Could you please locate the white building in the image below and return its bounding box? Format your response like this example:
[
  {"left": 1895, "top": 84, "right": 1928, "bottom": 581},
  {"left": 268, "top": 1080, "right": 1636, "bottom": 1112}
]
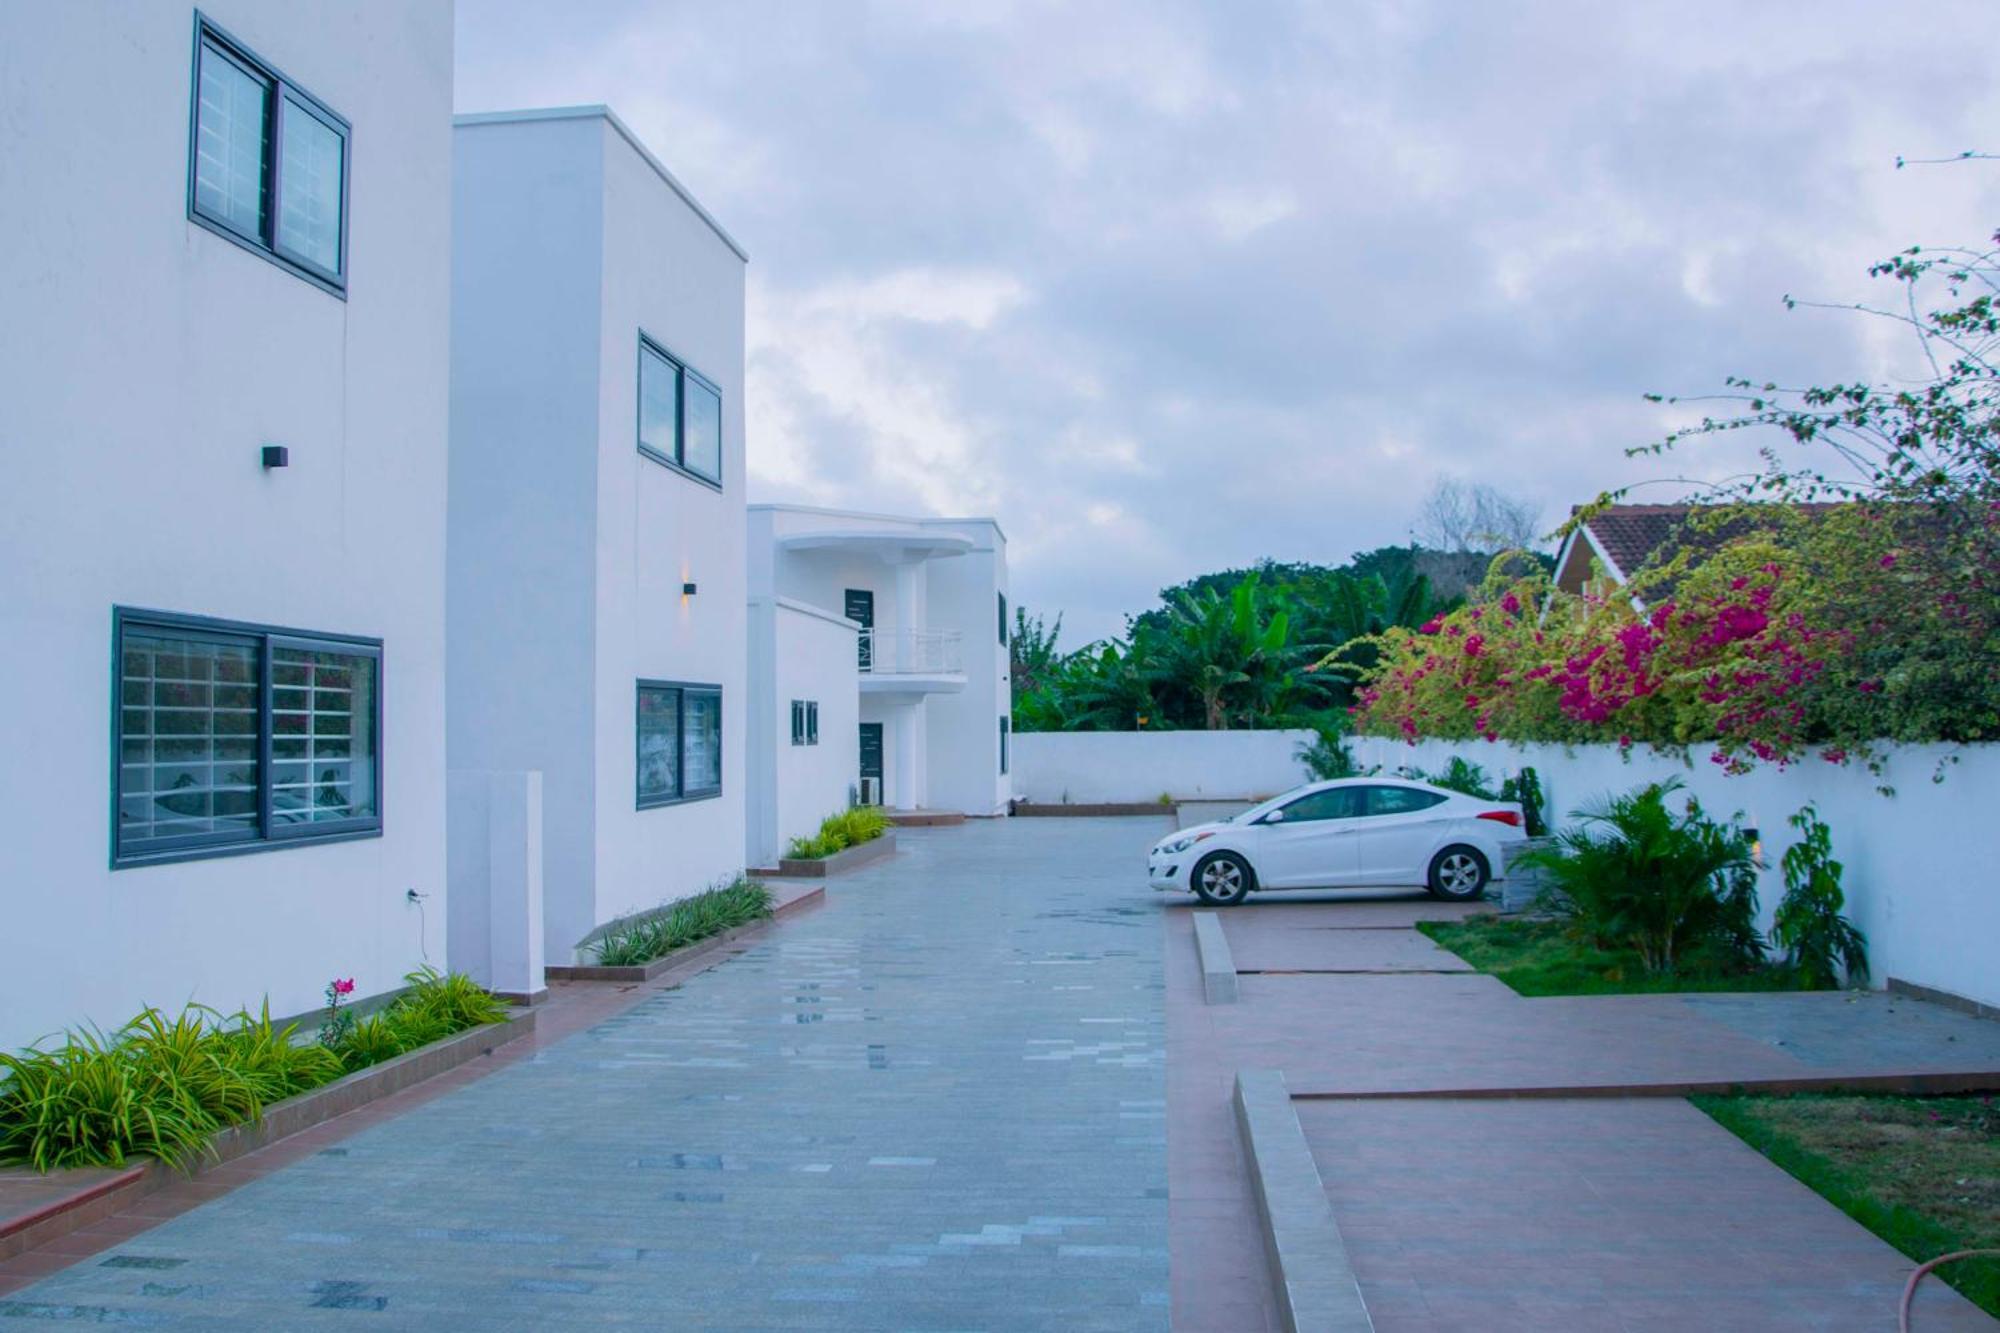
[
  {"left": 746, "top": 506, "right": 1012, "bottom": 867},
  {"left": 447, "top": 107, "right": 749, "bottom": 973},
  {"left": 0, "top": 3, "right": 455, "bottom": 1048}
]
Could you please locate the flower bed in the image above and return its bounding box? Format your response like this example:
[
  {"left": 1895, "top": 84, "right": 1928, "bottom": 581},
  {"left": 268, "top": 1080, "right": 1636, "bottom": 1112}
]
[
  {"left": 582, "top": 878, "right": 773, "bottom": 969},
  {"left": 0, "top": 968, "right": 509, "bottom": 1173}
]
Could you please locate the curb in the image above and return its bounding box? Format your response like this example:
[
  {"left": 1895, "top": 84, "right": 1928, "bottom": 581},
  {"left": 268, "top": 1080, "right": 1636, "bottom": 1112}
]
[
  {"left": 0, "top": 1010, "right": 536, "bottom": 1262},
  {"left": 1192, "top": 912, "right": 1239, "bottom": 1004},
  {"left": 553, "top": 884, "right": 827, "bottom": 981},
  {"left": 763, "top": 832, "right": 897, "bottom": 878},
  {"left": 1233, "top": 1069, "right": 1374, "bottom": 1333}
]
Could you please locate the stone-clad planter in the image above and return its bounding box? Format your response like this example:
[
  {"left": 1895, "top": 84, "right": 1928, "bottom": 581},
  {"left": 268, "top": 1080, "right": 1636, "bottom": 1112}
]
[
  {"left": 1500, "top": 837, "right": 1556, "bottom": 913},
  {"left": 0, "top": 1011, "right": 535, "bottom": 1262},
  {"left": 768, "top": 831, "right": 897, "bottom": 879}
]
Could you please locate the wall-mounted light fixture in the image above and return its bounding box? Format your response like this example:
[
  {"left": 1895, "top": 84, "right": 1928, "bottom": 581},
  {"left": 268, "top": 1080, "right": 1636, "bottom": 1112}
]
[
  {"left": 261, "top": 445, "right": 289, "bottom": 469},
  {"left": 682, "top": 581, "right": 699, "bottom": 596}
]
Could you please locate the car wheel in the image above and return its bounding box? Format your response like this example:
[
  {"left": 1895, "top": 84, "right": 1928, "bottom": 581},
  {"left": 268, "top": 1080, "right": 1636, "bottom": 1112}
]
[
  {"left": 1192, "top": 851, "right": 1254, "bottom": 906},
  {"left": 1427, "top": 845, "right": 1490, "bottom": 901}
]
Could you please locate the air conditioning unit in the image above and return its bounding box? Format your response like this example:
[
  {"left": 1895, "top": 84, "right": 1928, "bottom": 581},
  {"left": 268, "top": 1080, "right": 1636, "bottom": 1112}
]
[{"left": 858, "top": 777, "right": 882, "bottom": 807}]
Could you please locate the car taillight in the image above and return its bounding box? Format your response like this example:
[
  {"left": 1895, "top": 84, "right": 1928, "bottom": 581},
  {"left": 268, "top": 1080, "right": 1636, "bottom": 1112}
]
[{"left": 1477, "top": 810, "right": 1522, "bottom": 828}]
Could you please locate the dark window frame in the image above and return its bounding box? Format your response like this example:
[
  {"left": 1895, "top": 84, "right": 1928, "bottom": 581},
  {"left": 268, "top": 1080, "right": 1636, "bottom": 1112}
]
[
  {"left": 186, "top": 12, "right": 351, "bottom": 298},
  {"left": 636, "top": 332, "right": 724, "bottom": 490},
  {"left": 636, "top": 679, "right": 723, "bottom": 808},
  {"left": 999, "top": 716, "right": 1010, "bottom": 775},
  {"left": 788, "top": 700, "right": 821, "bottom": 747},
  {"left": 111, "top": 607, "right": 383, "bottom": 869},
  {"left": 998, "top": 592, "right": 1008, "bottom": 646}
]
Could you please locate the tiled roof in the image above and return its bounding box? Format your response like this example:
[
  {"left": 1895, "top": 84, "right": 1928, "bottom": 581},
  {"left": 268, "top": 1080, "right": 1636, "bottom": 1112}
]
[{"left": 1571, "top": 502, "right": 1848, "bottom": 594}]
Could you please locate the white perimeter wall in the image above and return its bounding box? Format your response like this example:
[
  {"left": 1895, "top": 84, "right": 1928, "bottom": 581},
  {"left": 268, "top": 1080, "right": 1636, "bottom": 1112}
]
[
  {"left": 747, "top": 599, "right": 861, "bottom": 866},
  {"left": 0, "top": 2, "right": 454, "bottom": 1050},
  {"left": 1351, "top": 736, "right": 2000, "bottom": 1010},
  {"left": 1012, "top": 731, "right": 1315, "bottom": 804}
]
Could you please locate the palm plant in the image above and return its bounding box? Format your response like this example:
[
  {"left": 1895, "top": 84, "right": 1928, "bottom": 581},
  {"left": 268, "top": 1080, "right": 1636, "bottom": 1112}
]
[{"left": 1525, "top": 780, "right": 1763, "bottom": 974}]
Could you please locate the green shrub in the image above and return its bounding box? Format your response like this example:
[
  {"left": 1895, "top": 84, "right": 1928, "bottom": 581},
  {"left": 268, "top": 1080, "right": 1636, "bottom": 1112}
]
[
  {"left": 0, "top": 972, "right": 505, "bottom": 1171},
  {"left": 1499, "top": 766, "right": 1548, "bottom": 837},
  {"left": 1296, "top": 721, "right": 1359, "bottom": 780},
  {"left": 786, "top": 807, "right": 889, "bottom": 860},
  {"left": 591, "top": 878, "right": 774, "bottom": 967},
  {"left": 1523, "top": 779, "right": 1763, "bottom": 974},
  {"left": 1416, "top": 756, "right": 1498, "bottom": 799},
  {"left": 1773, "top": 804, "right": 1868, "bottom": 987}
]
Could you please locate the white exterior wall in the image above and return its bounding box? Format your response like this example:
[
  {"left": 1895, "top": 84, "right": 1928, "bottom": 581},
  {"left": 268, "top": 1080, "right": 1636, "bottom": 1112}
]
[
  {"left": 1012, "top": 731, "right": 1316, "bottom": 804},
  {"left": 591, "top": 115, "right": 747, "bottom": 932},
  {"left": 1352, "top": 736, "right": 2000, "bottom": 1010},
  {"left": 745, "top": 506, "right": 1010, "bottom": 819},
  {"left": 447, "top": 115, "right": 603, "bottom": 965},
  {"left": 0, "top": 2, "right": 454, "bottom": 1049},
  {"left": 747, "top": 599, "right": 862, "bottom": 866},
  {"left": 924, "top": 522, "right": 1012, "bottom": 815},
  {"left": 450, "top": 109, "right": 747, "bottom": 961}
]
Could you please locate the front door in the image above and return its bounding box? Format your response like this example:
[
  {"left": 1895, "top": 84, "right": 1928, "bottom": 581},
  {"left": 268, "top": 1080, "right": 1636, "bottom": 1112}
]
[
  {"left": 845, "top": 589, "right": 875, "bottom": 670},
  {"left": 858, "top": 722, "right": 884, "bottom": 805}
]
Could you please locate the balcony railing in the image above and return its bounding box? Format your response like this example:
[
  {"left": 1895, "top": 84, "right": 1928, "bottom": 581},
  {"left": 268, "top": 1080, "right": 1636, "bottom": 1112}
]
[{"left": 858, "top": 627, "right": 963, "bottom": 675}]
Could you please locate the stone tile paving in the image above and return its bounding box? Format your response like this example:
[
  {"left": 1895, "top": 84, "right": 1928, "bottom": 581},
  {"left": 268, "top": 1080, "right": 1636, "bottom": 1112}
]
[
  {"left": 1166, "top": 890, "right": 2000, "bottom": 1331},
  {"left": 2, "top": 819, "right": 1170, "bottom": 1330},
  {"left": 1297, "top": 1096, "right": 1995, "bottom": 1331}
]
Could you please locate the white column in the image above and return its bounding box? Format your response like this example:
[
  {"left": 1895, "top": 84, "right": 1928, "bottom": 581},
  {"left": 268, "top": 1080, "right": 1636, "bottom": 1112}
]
[
  {"left": 893, "top": 700, "right": 925, "bottom": 809},
  {"left": 446, "top": 769, "right": 546, "bottom": 999}
]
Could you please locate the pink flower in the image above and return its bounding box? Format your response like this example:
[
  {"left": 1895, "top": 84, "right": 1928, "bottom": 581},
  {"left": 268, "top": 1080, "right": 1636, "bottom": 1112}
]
[
  {"left": 1463, "top": 634, "right": 1485, "bottom": 657},
  {"left": 1500, "top": 592, "right": 1522, "bottom": 616},
  {"left": 1879, "top": 553, "right": 1898, "bottom": 570},
  {"left": 333, "top": 977, "right": 355, "bottom": 996},
  {"left": 1418, "top": 616, "right": 1444, "bottom": 635}
]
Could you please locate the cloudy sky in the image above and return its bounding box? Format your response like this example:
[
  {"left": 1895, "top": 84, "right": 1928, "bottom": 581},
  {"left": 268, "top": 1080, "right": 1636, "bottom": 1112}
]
[{"left": 455, "top": 0, "right": 2000, "bottom": 646}]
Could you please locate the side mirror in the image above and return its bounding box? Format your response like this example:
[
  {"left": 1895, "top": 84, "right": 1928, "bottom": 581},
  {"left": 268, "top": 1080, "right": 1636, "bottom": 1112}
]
[{"left": 1260, "top": 809, "right": 1285, "bottom": 825}]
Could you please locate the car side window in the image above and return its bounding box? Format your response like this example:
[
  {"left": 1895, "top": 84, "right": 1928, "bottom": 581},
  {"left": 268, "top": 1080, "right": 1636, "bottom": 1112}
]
[
  {"left": 1365, "top": 786, "right": 1450, "bottom": 816},
  {"left": 1276, "top": 787, "right": 1364, "bottom": 823}
]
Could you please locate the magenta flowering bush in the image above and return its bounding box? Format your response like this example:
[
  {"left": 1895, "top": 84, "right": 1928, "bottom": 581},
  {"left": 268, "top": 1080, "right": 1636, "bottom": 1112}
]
[{"left": 1343, "top": 506, "right": 1998, "bottom": 771}]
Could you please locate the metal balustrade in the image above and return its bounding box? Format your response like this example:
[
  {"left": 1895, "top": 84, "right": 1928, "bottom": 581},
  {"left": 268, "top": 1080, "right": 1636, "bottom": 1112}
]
[{"left": 857, "top": 627, "right": 964, "bottom": 675}]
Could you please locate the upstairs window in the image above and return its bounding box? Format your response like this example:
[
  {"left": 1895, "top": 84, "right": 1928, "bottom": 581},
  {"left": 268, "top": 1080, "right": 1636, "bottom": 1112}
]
[
  {"left": 114, "top": 609, "right": 381, "bottom": 866},
  {"left": 638, "top": 334, "right": 723, "bottom": 486},
  {"left": 789, "top": 700, "right": 820, "bottom": 746},
  {"left": 999, "top": 716, "right": 1010, "bottom": 775},
  {"left": 998, "top": 592, "right": 1008, "bottom": 646},
  {"left": 189, "top": 16, "right": 348, "bottom": 293}
]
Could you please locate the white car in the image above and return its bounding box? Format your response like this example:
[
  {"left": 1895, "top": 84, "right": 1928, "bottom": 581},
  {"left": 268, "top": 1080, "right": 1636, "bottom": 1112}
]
[{"left": 1148, "top": 777, "right": 1526, "bottom": 906}]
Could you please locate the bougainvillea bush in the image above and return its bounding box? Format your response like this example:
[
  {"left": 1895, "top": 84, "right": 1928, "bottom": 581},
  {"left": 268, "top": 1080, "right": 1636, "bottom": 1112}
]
[{"left": 1344, "top": 503, "right": 1999, "bottom": 771}]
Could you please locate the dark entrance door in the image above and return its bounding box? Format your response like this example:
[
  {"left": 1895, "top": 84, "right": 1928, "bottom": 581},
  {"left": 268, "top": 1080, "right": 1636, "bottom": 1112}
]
[
  {"left": 845, "top": 588, "right": 875, "bottom": 670},
  {"left": 858, "top": 722, "right": 884, "bottom": 804}
]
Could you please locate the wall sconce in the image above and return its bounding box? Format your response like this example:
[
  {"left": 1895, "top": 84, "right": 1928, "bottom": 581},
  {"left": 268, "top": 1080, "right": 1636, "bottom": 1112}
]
[
  {"left": 261, "top": 445, "right": 289, "bottom": 469},
  {"left": 682, "top": 581, "right": 698, "bottom": 596}
]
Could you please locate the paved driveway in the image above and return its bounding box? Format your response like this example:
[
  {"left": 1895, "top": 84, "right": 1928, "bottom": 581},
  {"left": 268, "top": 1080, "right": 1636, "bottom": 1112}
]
[{"left": 3, "top": 819, "right": 1172, "bottom": 1331}]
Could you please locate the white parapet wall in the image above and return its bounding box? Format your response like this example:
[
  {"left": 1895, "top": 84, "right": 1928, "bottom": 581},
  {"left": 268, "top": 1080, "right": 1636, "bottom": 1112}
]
[
  {"left": 1352, "top": 735, "right": 2000, "bottom": 1011},
  {"left": 1012, "top": 730, "right": 1316, "bottom": 804}
]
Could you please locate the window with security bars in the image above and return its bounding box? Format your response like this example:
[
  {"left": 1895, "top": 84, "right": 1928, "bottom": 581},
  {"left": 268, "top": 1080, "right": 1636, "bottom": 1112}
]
[
  {"left": 638, "top": 681, "right": 723, "bottom": 807},
  {"left": 189, "top": 17, "right": 348, "bottom": 292},
  {"left": 790, "top": 700, "right": 820, "bottom": 747},
  {"left": 114, "top": 610, "right": 381, "bottom": 866}
]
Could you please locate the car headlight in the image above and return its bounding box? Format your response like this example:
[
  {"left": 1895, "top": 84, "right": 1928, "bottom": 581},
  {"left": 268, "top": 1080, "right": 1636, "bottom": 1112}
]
[{"left": 1156, "top": 831, "right": 1212, "bottom": 856}]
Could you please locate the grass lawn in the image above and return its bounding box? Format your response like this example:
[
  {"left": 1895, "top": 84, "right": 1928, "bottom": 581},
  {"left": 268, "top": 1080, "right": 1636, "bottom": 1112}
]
[
  {"left": 1694, "top": 1091, "right": 2000, "bottom": 1318},
  {"left": 1414, "top": 916, "right": 1814, "bottom": 997}
]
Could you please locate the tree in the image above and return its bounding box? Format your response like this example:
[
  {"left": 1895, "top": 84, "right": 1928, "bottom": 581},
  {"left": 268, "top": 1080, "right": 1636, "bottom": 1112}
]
[
  {"left": 1411, "top": 479, "right": 1542, "bottom": 553},
  {"left": 1009, "top": 607, "right": 1063, "bottom": 697}
]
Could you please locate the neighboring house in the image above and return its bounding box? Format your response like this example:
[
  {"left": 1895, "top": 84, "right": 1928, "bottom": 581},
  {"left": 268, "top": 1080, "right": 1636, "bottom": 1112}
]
[
  {"left": 746, "top": 506, "right": 1012, "bottom": 867},
  {"left": 447, "top": 107, "right": 748, "bottom": 970},
  {"left": 0, "top": 3, "right": 455, "bottom": 1049},
  {"left": 1553, "top": 502, "right": 1848, "bottom": 607}
]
